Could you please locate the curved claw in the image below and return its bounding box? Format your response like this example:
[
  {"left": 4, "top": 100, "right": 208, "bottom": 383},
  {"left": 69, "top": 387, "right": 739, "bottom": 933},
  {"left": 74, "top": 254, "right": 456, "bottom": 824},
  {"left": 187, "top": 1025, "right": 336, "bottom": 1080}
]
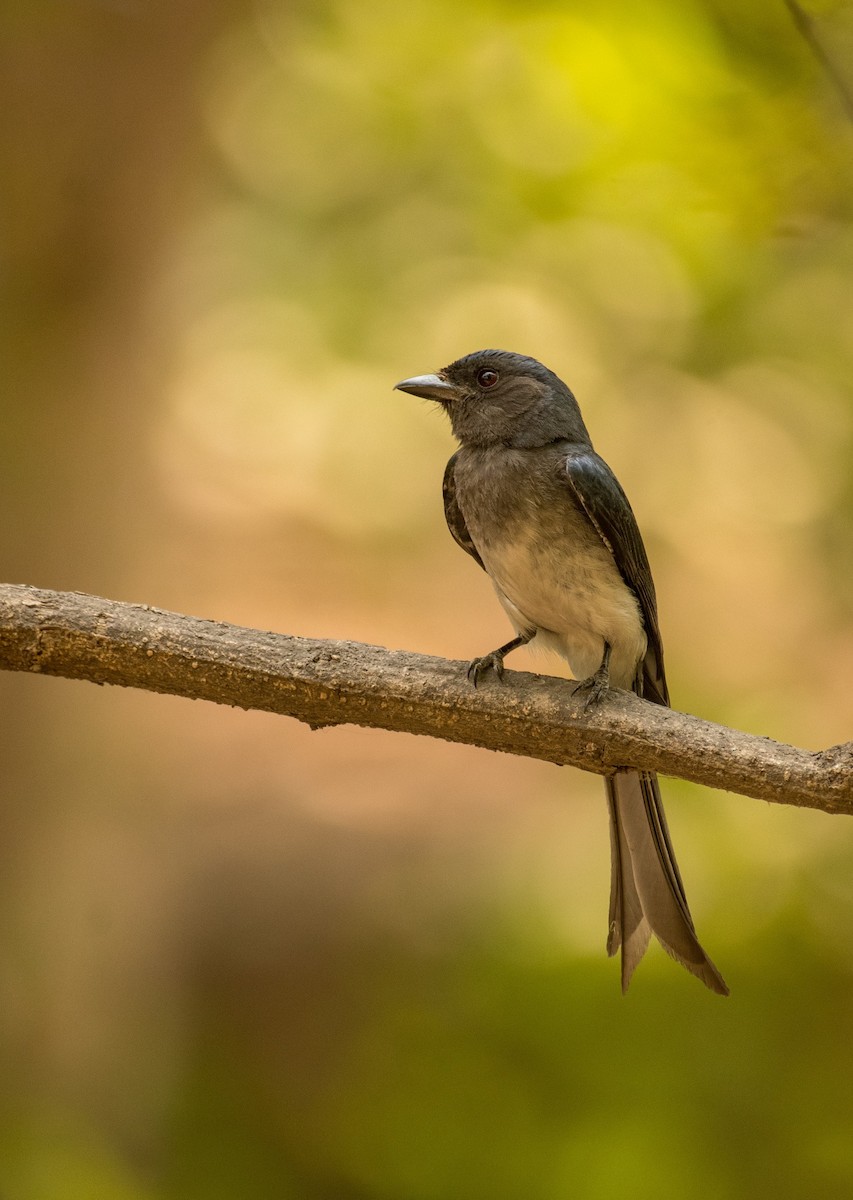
[
  {"left": 574, "top": 673, "right": 609, "bottom": 711},
  {"left": 574, "top": 641, "right": 612, "bottom": 712},
  {"left": 467, "top": 651, "right": 505, "bottom": 688}
]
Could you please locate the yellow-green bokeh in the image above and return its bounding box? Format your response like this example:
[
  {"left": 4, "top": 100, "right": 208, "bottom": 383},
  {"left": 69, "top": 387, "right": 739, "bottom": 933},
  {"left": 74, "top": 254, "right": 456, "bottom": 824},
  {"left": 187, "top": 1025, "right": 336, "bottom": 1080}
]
[{"left": 2, "top": 0, "right": 853, "bottom": 1196}]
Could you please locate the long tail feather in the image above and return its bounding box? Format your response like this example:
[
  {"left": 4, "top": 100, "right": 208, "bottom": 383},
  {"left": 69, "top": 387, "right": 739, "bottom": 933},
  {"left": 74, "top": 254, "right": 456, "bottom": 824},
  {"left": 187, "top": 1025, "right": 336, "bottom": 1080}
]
[{"left": 606, "top": 770, "right": 728, "bottom": 995}]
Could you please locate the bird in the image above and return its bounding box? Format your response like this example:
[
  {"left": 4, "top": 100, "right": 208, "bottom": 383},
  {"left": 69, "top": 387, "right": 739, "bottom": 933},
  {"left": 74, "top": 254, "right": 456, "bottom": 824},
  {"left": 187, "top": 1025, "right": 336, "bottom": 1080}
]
[{"left": 395, "top": 349, "right": 727, "bottom": 995}]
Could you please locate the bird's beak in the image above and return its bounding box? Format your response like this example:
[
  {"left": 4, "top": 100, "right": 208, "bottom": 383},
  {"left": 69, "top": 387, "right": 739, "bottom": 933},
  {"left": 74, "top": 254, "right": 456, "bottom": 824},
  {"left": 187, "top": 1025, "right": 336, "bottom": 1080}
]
[{"left": 393, "top": 373, "right": 456, "bottom": 402}]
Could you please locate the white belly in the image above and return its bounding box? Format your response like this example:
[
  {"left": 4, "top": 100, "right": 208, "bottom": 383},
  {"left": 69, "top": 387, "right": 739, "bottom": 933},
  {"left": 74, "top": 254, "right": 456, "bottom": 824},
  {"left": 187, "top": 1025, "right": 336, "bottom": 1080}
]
[{"left": 481, "top": 530, "right": 646, "bottom": 689}]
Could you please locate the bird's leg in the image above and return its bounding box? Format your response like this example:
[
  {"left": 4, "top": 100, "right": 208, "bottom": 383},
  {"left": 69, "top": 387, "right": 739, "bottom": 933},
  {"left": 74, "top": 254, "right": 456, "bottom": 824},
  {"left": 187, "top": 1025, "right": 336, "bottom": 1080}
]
[
  {"left": 467, "top": 632, "right": 533, "bottom": 688},
  {"left": 574, "top": 641, "right": 612, "bottom": 711}
]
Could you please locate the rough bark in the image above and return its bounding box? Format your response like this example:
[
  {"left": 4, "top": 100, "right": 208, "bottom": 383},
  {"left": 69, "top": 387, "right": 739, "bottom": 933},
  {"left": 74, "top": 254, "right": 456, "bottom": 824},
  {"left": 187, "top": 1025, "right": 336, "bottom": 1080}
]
[{"left": 0, "top": 583, "right": 850, "bottom": 813}]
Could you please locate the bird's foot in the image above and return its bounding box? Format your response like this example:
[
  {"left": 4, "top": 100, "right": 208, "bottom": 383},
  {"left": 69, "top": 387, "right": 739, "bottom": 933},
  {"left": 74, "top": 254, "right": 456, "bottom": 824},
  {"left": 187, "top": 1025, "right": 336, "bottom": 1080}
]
[
  {"left": 466, "top": 634, "right": 532, "bottom": 688},
  {"left": 574, "top": 668, "right": 609, "bottom": 710},
  {"left": 467, "top": 651, "right": 506, "bottom": 688},
  {"left": 574, "top": 644, "right": 612, "bottom": 711}
]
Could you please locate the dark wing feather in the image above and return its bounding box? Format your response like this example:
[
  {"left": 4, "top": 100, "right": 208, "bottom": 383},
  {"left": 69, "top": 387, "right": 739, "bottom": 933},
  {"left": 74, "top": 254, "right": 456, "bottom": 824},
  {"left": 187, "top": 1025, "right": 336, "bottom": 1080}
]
[
  {"left": 561, "top": 448, "right": 669, "bottom": 706},
  {"left": 443, "top": 452, "right": 485, "bottom": 571}
]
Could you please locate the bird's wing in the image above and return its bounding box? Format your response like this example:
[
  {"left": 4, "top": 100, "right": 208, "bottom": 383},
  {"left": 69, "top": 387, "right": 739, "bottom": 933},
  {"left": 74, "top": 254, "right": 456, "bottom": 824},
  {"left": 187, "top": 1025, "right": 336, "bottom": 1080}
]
[
  {"left": 443, "top": 451, "right": 485, "bottom": 571},
  {"left": 561, "top": 448, "right": 669, "bottom": 705}
]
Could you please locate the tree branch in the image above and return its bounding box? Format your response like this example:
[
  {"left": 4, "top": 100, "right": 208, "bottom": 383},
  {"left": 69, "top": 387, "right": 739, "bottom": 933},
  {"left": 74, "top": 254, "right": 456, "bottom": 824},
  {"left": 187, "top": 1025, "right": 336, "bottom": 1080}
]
[{"left": 0, "top": 583, "right": 850, "bottom": 813}]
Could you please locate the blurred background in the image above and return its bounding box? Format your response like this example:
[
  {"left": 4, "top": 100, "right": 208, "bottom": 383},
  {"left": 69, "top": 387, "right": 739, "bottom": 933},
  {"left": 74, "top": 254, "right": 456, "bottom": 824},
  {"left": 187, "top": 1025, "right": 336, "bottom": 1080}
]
[{"left": 2, "top": 0, "right": 853, "bottom": 1195}]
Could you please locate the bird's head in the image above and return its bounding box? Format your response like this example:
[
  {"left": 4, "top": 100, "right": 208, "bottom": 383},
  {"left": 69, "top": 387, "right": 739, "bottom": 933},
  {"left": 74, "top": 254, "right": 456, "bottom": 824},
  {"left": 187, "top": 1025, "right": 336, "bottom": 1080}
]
[{"left": 394, "top": 349, "right": 591, "bottom": 449}]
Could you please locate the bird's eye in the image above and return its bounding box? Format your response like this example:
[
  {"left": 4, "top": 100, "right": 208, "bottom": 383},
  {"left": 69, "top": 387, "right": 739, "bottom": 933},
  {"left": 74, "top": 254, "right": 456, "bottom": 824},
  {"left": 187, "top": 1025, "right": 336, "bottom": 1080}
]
[{"left": 476, "top": 368, "right": 499, "bottom": 388}]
